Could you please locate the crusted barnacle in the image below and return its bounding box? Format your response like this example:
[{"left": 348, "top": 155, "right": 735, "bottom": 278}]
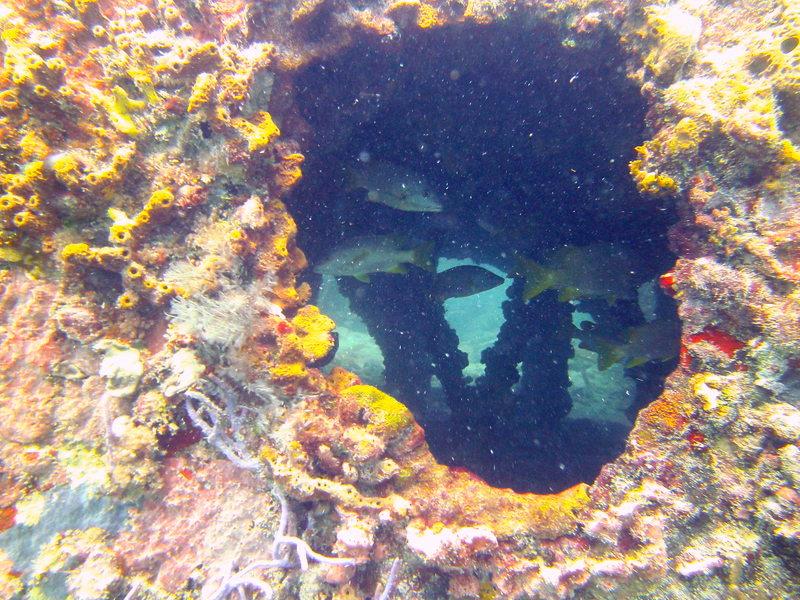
[
  {"left": 232, "top": 111, "right": 280, "bottom": 152},
  {"left": 188, "top": 72, "right": 217, "bottom": 113}
]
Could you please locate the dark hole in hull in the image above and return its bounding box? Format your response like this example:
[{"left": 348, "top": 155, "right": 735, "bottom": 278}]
[{"left": 288, "top": 21, "right": 680, "bottom": 493}]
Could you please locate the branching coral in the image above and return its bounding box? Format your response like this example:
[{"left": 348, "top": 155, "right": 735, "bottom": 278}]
[{"left": 183, "top": 379, "right": 262, "bottom": 471}]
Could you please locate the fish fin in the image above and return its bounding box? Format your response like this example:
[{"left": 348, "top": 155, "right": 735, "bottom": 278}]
[
  {"left": 387, "top": 264, "right": 408, "bottom": 274},
  {"left": 412, "top": 241, "right": 436, "bottom": 272},
  {"left": 516, "top": 258, "right": 555, "bottom": 301},
  {"left": 596, "top": 342, "right": 625, "bottom": 371},
  {"left": 623, "top": 356, "right": 650, "bottom": 369},
  {"left": 353, "top": 273, "right": 371, "bottom": 283},
  {"left": 558, "top": 287, "right": 580, "bottom": 302}
]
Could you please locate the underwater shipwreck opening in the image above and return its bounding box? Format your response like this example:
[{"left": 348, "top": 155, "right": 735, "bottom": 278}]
[{"left": 287, "top": 21, "right": 681, "bottom": 493}]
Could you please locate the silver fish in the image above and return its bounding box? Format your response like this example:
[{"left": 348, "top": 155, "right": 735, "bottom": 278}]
[
  {"left": 347, "top": 161, "right": 443, "bottom": 212},
  {"left": 315, "top": 235, "right": 435, "bottom": 282}
]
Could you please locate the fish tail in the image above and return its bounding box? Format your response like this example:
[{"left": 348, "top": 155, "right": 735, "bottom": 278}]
[
  {"left": 516, "top": 258, "right": 555, "bottom": 301},
  {"left": 412, "top": 241, "right": 436, "bottom": 272}
]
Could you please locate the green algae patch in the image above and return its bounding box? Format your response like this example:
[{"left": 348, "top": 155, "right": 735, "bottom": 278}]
[{"left": 340, "top": 384, "right": 414, "bottom": 437}]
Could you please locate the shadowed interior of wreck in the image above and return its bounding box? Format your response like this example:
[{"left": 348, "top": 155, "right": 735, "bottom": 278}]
[{"left": 286, "top": 21, "right": 681, "bottom": 493}]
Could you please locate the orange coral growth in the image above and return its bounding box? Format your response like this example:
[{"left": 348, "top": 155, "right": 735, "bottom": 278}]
[
  {"left": 275, "top": 152, "right": 305, "bottom": 189},
  {"left": 0, "top": 506, "right": 15, "bottom": 532},
  {"left": 386, "top": 0, "right": 444, "bottom": 29},
  {"left": 638, "top": 389, "right": 690, "bottom": 433},
  {"left": 405, "top": 465, "right": 591, "bottom": 539}
]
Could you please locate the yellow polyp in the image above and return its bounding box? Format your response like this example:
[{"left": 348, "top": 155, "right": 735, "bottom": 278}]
[
  {"left": 0, "top": 193, "right": 25, "bottom": 211},
  {"left": 25, "top": 53, "right": 45, "bottom": 71},
  {"left": 145, "top": 189, "right": 174, "bottom": 211},
  {"left": 73, "top": 0, "right": 98, "bottom": 14},
  {"left": 22, "top": 161, "right": 45, "bottom": 184},
  {"left": 19, "top": 132, "right": 50, "bottom": 161},
  {"left": 779, "top": 139, "right": 800, "bottom": 162},
  {"left": 116, "top": 292, "right": 139, "bottom": 309},
  {"left": 0, "top": 89, "right": 20, "bottom": 110},
  {"left": 26, "top": 194, "right": 41, "bottom": 209},
  {"left": 40, "top": 237, "right": 55, "bottom": 254},
  {"left": 163, "top": 5, "right": 181, "bottom": 20},
  {"left": 61, "top": 243, "right": 94, "bottom": 263},
  {"left": 271, "top": 234, "right": 289, "bottom": 258},
  {"left": 269, "top": 362, "right": 308, "bottom": 380},
  {"left": 133, "top": 210, "right": 151, "bottom": 226},
  {"left": 232, "top": 111, "right": 280, "bottom": 153},
  {"left": 128, "top": 72, "right": 160, "bottom": 105},
  {"left": 187, "top": 72, "right": 217, "bottom": 113},
  {"left": 218, "top": 73, "right": 248, "bottom": 103},
  {"left": 84, "top": 145, "right": 135, "bottom": 188},
  {"left": 125, "top": 262, "right": 145, "bottom": 279},
  {"left": 340, "top": 385, "right": 414, "bottom": 437},
  {"left": 90, "top": 245, "right": 129, "bottom": 268},
  {"left": 12, "top": 211, "right": 28, "bottom": 227},
  {"left": 45, "top": 58, "right": 66, "bottom": 74},
  {"left": 32, "top": 85, "right": 49, "bottom": 98},
  {"left": 109, "top": 224, "right": 133, "bottom": 244},
  {"left": 51, "top": 153, "right": 82, "bottom": 188},
  {"left": 93, "top": 86, "right": 145, "bottom": 136}
]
